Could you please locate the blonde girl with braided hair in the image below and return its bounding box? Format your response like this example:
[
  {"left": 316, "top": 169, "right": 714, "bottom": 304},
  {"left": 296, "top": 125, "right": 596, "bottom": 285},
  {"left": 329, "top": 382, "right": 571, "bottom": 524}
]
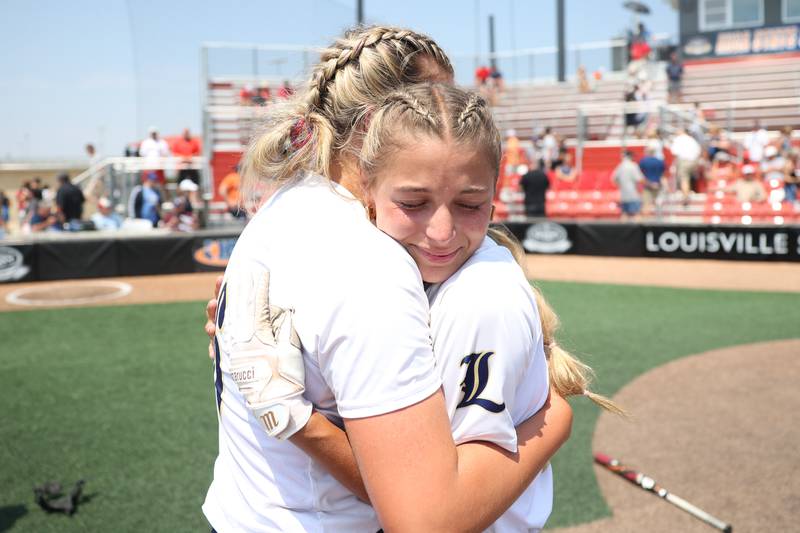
[
  {"left": 260, "top": 82, "right": 620, "bottom": 532},
  {"left": 204, "top": 25, "right": 573, "bottom": 533}
]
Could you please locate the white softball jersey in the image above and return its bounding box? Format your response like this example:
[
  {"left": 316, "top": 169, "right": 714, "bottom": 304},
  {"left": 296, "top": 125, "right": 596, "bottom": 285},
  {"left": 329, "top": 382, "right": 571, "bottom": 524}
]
[
  {"left": 203, "top": 173, "right": 442, "bottom": 532},
  {"left": 428, "top": 236, "right": 553, "bottom": 533}
]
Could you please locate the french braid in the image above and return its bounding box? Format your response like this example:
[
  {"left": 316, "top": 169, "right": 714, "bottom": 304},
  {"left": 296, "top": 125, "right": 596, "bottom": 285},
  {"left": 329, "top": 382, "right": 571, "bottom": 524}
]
[
  {"left": 305, "top": 27, "right": 453, "bottom": 112},
  {"left": 457, "top": 92, "right": 486, "bottom": 128},
  {"left": 382, "top": 90, "right": 439, "bottom": 129},
  {"left": 239, "top": 25, "right": 453, "bottom": 212}
]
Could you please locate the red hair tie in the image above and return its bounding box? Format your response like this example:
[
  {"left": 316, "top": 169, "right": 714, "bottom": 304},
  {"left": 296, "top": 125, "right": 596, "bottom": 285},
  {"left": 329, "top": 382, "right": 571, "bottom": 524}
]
[{"left": 289, "top": 118, "right": 311, "bottom": 151}]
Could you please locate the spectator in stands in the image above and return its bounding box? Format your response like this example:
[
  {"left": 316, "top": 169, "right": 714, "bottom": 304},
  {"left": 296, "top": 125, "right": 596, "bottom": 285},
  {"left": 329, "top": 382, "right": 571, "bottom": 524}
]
[
  {"left": 480, "top": 66, "right": 503, "bottom": 104},
  {"left": 178, "top": 178, "right": 199, "bottom": 212},
  {"left": 732, "top": 165, "right": 766, "bottom": 203},
  {"left": 161, "top": 200, "right": 196, "bottom": 232},
  {"left": 576, "top": 65, "right": 591, "bottom": 93},
  {"left": 85, "top": 143, "right": 101, "bottom": 168},
  {"left": 277, "top": 80, "right": 294, "bottom": 99},
  {"left": 132, "top": 172, "right": 162, "bottom": 227},
  {"left": 666, "top": 52, "right": 683, "bottom": 103},
  {"left": 706, "top": 125, "right": 733, "bottom": 162},
  {"left": 778, "top": 126, "right": 794, "bottom": 156},
  {"left": 490, "top": 65, "right": 503, "bottom": 88},
  {"left": 218, "top": 164, "right": 244, "bottom": 218},
  {"left": 645, "top": 127, "right": 664, "bottom": 160},
  {"left": 239, "top": 84, "right": 254, "bottom": 106},
  {"left": 785, "top": 153, "right": 799, "bottom": 204},
  {"left": 91, "top": 197, "right": 122, "bottom": 231},
  {"left": 474, "top": 64, "right": 491, "bottom": 87},
  {"left": 16, "top": 181, "right": 32, "bottom": 222},
  {"left": 708, "top": 151, "right": 739, "bottom": 185},
  {"left": 624, "top": 83, "right": 648, "bottom": 136},
  {"left": 125, "top": 142, "right": 140, "bottom": 157},
  {"left": 139, "top": 126, "right": 171, "bottom": 185},
  {"left": 163, "top": 180, "right": 198, "bottom": 232},
  {"left": 688, "top": 102, "right": 708, "bottom": 146},
  {"left": 762, "top": 146, "right": 791, "bottom": 203},
  {"left": 55, "top": 173, "right": 85, "bottom": 224},
  {"left": 553, "top": 149, "right": 578, "bottom": 183},
  {"left": 30, "top": 177, "right": 44, "bottom": 201},
  {"left": 638, "top": 146, "right": 665, "bottom": 215},
  {"left": 542, "top": 127, "right": 559, "bottom": 170},
  {"left": 613, "top": 150, "right": 645, "bottom": 220},
  {"left": 0, "top": 190, "right": 9, "bottom": 240},
  {"left": 519, "top": 158, "right": 549, "bottom": 218},
  {"left": 670, "top": 128, "right": 702, "bottom": 205},
  {"left": 254, "top": 84, "right": 271, "bottom": 105},
  {"left": 743, "top": 121, "right": 769, "bottom": 163},
  {"left": 28, "top": 201, "right": 60, "bottom": 233},
  {"left": 173, "top": 128, "right": 202, "bottom": 185}
]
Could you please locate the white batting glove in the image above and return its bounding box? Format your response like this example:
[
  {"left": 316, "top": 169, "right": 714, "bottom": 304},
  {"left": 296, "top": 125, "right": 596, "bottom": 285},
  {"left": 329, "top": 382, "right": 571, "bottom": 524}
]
[{"left": 228, "top": 272, "right": 312, "bottom": 440}]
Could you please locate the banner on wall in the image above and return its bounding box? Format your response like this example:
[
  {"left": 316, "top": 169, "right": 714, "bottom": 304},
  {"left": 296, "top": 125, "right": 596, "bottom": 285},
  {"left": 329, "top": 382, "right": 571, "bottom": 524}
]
[
  {"left": 1, "top": 223, "right": 798, "bottom": 283},
  {"left": 504, "top": 221, "right": 800, "bottom": 261},
  {"left": 192, "top": 235, "right": 239, "bottom": 271},
  {"left": 643, "top": 226, "right": 800, "bottom": 261},
  {"left": 0, "top": 245, "right": 33, "bottom": 282},
  {"left": 682, "top": 24, "right": 800, "bottom": 59}
]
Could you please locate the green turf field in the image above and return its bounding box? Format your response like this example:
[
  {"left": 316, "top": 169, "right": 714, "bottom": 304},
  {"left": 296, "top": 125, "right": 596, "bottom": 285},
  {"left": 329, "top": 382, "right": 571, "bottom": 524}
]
[{"left": 1, "top": 281, "right": 798, "bottom": 532}]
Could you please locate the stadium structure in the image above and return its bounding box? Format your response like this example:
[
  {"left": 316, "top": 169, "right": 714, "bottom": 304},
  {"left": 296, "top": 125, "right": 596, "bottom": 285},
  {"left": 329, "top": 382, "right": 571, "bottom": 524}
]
[{"left": 1, "top": 0, "right": 799, "bottom": 283}]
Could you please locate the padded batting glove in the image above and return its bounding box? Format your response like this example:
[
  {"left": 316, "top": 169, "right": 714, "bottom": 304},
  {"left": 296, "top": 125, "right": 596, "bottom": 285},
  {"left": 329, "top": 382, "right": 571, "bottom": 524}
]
[{"left": 228, "top": 272, "right": 312, "bottom": 440}]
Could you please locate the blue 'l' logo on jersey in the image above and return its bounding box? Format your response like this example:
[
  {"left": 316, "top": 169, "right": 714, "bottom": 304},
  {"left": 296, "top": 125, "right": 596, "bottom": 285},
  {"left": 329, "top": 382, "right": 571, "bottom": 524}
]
[{"left": 456, "top": 351, "right": 505, "bottom": 413}]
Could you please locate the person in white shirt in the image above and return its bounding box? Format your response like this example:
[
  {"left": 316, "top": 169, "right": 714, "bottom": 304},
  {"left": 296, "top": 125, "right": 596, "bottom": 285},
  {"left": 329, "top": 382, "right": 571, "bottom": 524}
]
[
  {"left": 743, "top": 121, "right": 769, "bottom": 164},
  {"left": 670, "top": 128, "right": 702, "bottom": 205},
  {"left": 138, "top": 126, "right": 170, "bottom": 184},
  {"left": 203, "top": 26, "right": 573, "bottom": 533}
]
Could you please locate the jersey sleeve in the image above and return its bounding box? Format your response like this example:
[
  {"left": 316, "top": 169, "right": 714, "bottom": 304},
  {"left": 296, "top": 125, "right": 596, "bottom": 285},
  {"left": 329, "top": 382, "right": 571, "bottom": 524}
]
[
  {"left": 315, "top": 246, "right": 442, "bottom": 420},
  {"left": 433, "top": 260, "right": 550, "bottom": 453}
]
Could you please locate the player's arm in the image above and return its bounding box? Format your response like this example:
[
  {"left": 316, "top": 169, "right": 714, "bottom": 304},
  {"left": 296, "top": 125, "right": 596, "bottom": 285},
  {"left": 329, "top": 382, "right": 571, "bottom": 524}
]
[
  {"left": 344, "top": 388, "right": 571, "bottom": 532},
  {"left": 289, "top": 384, "right": 569, "bottom": 510}
]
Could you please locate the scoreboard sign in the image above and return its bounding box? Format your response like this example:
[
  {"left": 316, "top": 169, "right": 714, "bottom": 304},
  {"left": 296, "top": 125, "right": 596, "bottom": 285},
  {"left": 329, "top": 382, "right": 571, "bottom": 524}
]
[{"left": 682, "top": 24, "right": 800, "bottom": 59}]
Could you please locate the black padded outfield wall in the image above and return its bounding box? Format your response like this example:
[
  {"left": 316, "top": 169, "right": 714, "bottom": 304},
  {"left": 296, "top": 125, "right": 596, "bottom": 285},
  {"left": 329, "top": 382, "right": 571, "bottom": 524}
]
[
  {"left": 1, "top": 223, "right": 799, "bottom": 283},
  {"left": 504, "top": 221, "right": 800, "bottom": 262}
]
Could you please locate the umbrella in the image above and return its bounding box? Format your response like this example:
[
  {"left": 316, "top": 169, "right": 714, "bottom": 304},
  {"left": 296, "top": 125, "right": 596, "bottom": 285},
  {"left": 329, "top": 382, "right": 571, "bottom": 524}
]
[{"left": 623, "top": 1, "right": 651, "bottom": 14}]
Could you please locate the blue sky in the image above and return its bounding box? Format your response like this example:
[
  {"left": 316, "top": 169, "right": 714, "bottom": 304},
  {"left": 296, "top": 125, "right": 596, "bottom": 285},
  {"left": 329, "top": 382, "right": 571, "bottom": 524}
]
[{"left": 0, "top": 0, "right": 678, "bottom": 160}]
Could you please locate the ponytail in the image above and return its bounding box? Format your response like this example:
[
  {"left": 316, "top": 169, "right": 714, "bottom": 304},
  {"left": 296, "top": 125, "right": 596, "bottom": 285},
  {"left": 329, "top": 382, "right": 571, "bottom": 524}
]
[{"left": 487, "top": 226, "right": 625, "bottom": 415}]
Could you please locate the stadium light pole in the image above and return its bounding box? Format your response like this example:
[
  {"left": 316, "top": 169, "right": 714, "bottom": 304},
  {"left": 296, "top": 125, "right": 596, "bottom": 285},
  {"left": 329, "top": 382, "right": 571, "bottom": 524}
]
[
  {"left": 557, "top": 0, "right": 566, "bottom": 82},
  {"left": 488, "top": 14, "right": 496, "bottom": 71}
]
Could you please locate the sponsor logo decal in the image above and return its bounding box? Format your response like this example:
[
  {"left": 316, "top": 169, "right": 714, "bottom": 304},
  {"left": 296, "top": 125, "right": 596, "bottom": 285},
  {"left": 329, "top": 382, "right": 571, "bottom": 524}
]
[
  {"left": 522, "top": 222, "right": 572, "bottom": 253},
  {"left": 194, "top": 238, "right": 237, "bottom": 267},
  {"left": 261, "top": 411, "right": 279, "bottom": 431},
  {"left": 0, "top": 246, "right": 30, "bottom": 282},
  {"left": 683, "top": 36, "right": 712, "bottom": 56}
]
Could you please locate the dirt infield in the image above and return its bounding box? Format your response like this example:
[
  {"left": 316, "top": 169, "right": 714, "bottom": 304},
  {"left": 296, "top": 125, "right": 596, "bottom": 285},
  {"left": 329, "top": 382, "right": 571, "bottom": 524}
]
[
  {"left": 2, "top": 255, "right": 798, "bottom": 313},
  {"left": 554, "top": 339, "right": 800, "bottom": 533},
  {"left": 2, "top": 255, "right": 798, "bottom": 531}
]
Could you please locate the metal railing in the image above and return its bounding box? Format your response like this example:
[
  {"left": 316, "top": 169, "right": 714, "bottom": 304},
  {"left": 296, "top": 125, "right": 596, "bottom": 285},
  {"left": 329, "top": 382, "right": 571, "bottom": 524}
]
[
  {"left": 201, "top": 34, "right": 673, "bottom": 89},
  {"left": 72, "top": 156, "right": 206, "bottom": 215}
]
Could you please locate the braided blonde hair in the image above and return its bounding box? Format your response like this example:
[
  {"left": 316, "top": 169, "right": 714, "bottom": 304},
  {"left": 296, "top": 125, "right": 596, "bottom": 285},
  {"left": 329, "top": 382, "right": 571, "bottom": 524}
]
[
  {"left": 240, "top": 25, "right": 453, "bottom": 211},
  {"left": 359, "top": 83, "right": 500, "bottom": 184},
  {"left": 360, "top": 83, "right": 623, "bottom": 415}
]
